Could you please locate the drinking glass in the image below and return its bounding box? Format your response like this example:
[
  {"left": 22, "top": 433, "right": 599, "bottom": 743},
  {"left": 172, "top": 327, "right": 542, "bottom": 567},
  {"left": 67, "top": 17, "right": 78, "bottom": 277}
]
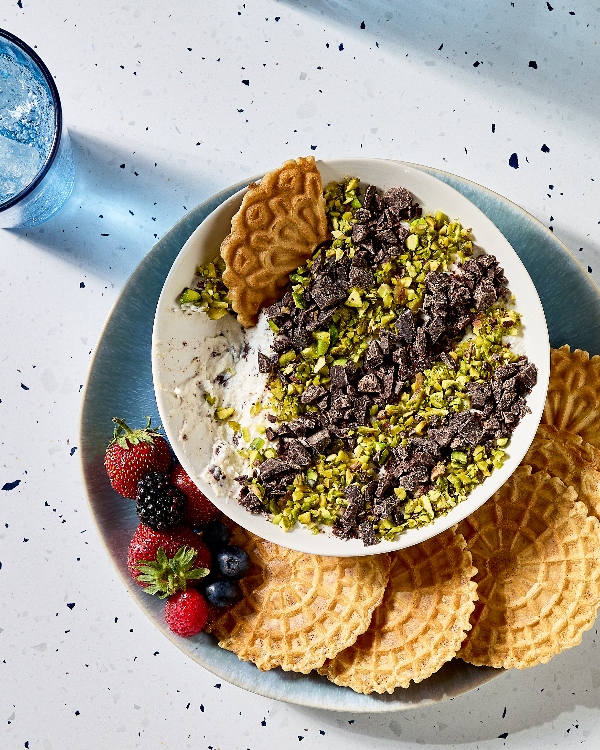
[{"left": 0, "top": 28, "right": 75, "bottom": 229}]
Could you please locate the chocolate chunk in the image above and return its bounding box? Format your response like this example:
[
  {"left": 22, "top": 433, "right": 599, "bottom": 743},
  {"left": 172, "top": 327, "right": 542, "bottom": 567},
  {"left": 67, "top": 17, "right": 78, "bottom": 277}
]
[
  {"left": 272, "top": 334, "right": 293, "bottom": 352},
  {"left": 376, "top": 228, "right": 399, "bottom": 246},
  {"left": 364, "top": 339, "right": 384, "bottom": 370},
  {"left": 289, "top": 327, "right": 312, "bottom": 350},
  {"left": 306, "top": 429, "right": 331, "bottom": 453},
  {"left": 352, "top": 223, "right": 371, "bottom": 244},
  {"left": 300, "top": 384, "right": 327, "bottom": 404},
  {"left": 516, "top": 362, "right": 538, "bottom": 392},
  {"left": 258, "top": 352, "right": 274, "bottom": 373},
  {"left": 383, "top": 186, "right": 412, "bottom": 212},
  {"left": 363, "top": 185, "right": 378, "bottom": 211},
  {"left": 354, "top": 207, "right": 371, "bottom": 222},
  {"left": 311, "top": 282, "right": 347, "bottom": 310},
  {"left": 372, "top": 496, "right": 399, "bottom": 521},
  {"left": 395, "top": 308, "right": 416, "bottom": 345},
  {"left": 330, "top": 364, "right": 349, "bottom": 390},
  {"left": 331, "top": 393, "right": 353, "bottom": 411},
  {"left": 358, "top": 372, "right": 380, "bottom": 393},
  {"left": 316, "top": 394, "right": 330, "bottom": 412},
  {"left": 351, "top": 395, "right": 371, "bottom": 425},
  {"left": 283, "top": 439, "right": 312, "bottom": 467},
  {"left": 466, "top": 382, "right": 493, "bottom": 410},
  {"left": 288, "top": 420, "right": 306, "bottom": 438},
  {"left": 359, "top": 521, "right": 379, "bottom": 546},
  {"left": 258, "top": 458, "right": 301, "bottom": 480},
  {"left": 473, "top": 279, "right": 497, "bottom": 310},
  {"left": 238, "top": 489, "right": 267, "bottom": 515},
  {"left": 381, "top": 369, "right": 395, "bottom": 400},
  {"left": 397, "top": 466, "right": 430, "bottom": 493},
  {"left": 494, "top": 362, "right": 522, "bottom": 381},
  {"left": 349, "top": 266, "right": 375, "bottom": 289}
]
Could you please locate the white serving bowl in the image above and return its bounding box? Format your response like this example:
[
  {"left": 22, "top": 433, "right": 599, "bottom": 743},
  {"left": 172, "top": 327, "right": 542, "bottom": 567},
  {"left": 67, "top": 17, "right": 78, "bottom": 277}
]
[{"left": 152, "top": 158, "right": 549, "bottom": 556}]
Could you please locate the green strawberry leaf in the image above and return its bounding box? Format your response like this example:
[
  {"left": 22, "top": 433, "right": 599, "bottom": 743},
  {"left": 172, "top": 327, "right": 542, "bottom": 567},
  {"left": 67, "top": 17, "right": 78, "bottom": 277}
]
[{"left": 133, "top": 545, "right": 209, "bottom": 599}]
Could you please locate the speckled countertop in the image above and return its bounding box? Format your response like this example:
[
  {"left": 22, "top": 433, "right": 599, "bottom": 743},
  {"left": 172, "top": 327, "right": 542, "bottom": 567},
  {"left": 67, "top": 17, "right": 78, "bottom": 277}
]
[{"left": 2, "top": 1, "right": 600, "bottom": 748}]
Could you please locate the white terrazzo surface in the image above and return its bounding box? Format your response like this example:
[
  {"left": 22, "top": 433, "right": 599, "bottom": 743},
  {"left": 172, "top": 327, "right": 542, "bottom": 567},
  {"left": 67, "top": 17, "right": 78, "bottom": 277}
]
[{"left": 1, "top": 1, "right": 600, "bottom": 748}]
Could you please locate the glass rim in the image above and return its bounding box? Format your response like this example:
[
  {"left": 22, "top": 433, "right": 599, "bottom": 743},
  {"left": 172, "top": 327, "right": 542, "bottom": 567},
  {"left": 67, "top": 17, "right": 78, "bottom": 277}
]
[{"left": 0, "top": 27, "right": 63, "bottom": 213}]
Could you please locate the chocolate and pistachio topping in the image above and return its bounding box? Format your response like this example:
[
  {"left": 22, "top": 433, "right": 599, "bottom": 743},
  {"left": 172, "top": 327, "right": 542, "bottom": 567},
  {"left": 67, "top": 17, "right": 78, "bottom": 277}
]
[{"left": 189, "top": 177, "right": 538, "bottom": 545}]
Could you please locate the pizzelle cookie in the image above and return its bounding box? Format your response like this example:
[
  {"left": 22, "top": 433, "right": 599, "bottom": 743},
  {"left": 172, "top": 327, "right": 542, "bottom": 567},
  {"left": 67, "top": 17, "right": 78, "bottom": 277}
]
[
  {"left": 220, "top": 156, "right": 328, "bottom": 327},
  {"left": 542, "top": 345, "right": 600, "bottom": 448},
  {"left": 523, "top": 424, "right": 600, "bottom": 520},
  {"left": 457, "top": 466, "right": 600, "bottom": 669},
  {"left": 206, "top": 526, "right": 390, "bottom": 673},
  {"left": 318, "top": 528, "right": 478, "bottom": 694}
]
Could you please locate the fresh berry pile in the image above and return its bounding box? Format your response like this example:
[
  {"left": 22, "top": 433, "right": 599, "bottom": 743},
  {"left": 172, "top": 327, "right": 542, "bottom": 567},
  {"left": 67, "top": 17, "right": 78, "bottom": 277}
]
[{"left": 105, "top": 416, "right": 251, "bottom": 637}]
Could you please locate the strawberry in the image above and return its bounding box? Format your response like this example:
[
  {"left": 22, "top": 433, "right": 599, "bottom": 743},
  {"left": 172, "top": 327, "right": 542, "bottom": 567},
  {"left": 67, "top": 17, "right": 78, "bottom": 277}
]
[
  {"left": 105, "top": 417, "right": 172, "bottom": 499},
  {"left": 170, "top": 464, "right": 219, "bottom": 528},
  {"left": 127, "top": 523, "right": 212, "bottom": 597},
  {"left": 165, "top": 589, "right": 209, "bottom": 637}
]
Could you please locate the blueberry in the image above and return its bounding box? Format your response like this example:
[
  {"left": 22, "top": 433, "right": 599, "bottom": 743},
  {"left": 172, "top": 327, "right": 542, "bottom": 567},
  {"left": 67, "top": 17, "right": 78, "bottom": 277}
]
[
  {"left": 201, "top": 520, "right": 231, "bottom": 551},
  {"left": 217, "top": 545, "right": 251, "bottom": 579},
  {"left": 204, "top": 580, "right": 241, "bottom": 608}
]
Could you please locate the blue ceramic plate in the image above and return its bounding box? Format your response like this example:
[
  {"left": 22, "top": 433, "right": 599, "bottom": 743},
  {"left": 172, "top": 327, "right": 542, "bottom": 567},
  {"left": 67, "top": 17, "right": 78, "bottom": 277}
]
[{"left": 80, "top": 164, "right": 600, "bottom": 712}]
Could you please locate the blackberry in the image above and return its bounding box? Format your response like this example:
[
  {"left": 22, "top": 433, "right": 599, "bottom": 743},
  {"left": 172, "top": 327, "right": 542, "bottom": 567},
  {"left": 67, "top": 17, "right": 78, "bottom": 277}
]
[{"left": 136, "top": 472, "right": 187, "bottom": 531}]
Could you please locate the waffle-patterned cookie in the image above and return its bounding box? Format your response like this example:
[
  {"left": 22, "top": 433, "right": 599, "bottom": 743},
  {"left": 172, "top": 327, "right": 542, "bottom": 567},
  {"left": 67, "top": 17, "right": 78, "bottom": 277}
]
[
  {"left": 458, "top": 466, "right": 600, "bottom": 669},
  {"left": 206, "top": 526, "right": 390, "bottom": 673},
  {"left": 523, "top": 424, "right": 600, "bottom": 520},
  {"left": 542, "top": 345, "right": 600, "bottom": 448},
  {"left": 220, "top": 156, "right": 328, "bottom": 327},
  {"left": 318, "top": 527, "right": 478, "bottom": 694}
]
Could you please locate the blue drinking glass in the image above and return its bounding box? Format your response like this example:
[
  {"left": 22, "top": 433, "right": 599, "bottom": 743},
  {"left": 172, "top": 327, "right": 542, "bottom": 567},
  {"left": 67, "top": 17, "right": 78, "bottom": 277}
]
[{"left": 0, "top": 28, "right": 75, "bottom": 229}]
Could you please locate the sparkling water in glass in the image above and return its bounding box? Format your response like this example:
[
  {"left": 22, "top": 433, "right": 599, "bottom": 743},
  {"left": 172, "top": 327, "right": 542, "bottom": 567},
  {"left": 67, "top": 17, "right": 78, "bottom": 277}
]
[{"left": 0, "top": 29, "right": 75, "bottom": 228}]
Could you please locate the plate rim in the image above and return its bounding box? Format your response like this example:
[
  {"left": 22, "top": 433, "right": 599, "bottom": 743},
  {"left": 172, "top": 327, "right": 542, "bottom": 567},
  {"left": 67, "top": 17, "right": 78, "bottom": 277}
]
[{"left": 79, "top": 161, "right": 599, "bottom": 712}]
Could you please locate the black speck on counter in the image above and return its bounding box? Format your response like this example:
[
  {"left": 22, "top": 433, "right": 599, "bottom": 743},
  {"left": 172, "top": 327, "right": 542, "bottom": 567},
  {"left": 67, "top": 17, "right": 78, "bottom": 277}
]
[
  {"left": 214, "top": 683, "right": 221, "bottom": 689},
  {"left": 67, "top": 602, "right": 75, "bottom": 609},
  {"left": 473, "top": 61, "right": 480, "bottom": 67},
  {"left": 80, "top": 282, "right": 85, "bottom": 288},
  {"left": 588, "top": 266, "right": 593, "bottom": 273},
  {"left": 242, "top": 79, "right": 249, "bottom": 85},
  {"left": 492, "top": 123, "right": 496, "bottom": 132},
  {"left": 339, "top": 43, "right": 344, "bottom": 51},
  {"left": 502, "top": 707, "right": 507, "bottom": 718},
  {"left": 361, "top": 21, "right": 366, "bottom": 29},
  {"left": 119, "top": 163, "right": 125, "bottom": 168},
  {"left": 509, "top": 153, "right": 519, "bottom": 169},
  {"left": 21, "top": 383, "right": 29, "bottom": 390},
  {"left": 200, "top": 704, "right": 204, "bottom": 712},
  {"left": 261, "top": 718, "right": 266, "bottom": 726},
  {"left": 319, "top": 730, "right": 325, "bottom": 735},
  {"left": 529, "top": 60, "right": 538, "bottom": 69},
  {"left": 311, "top": 145, "right": 317, "bottom": 150},
  {"left": 2, "top": 480, "right": 21, "bottom": 491},
  {"left": 70, "top": 447, "right": 77, "bottom": 456},
  {"left": 547, "top": 2, "right": 553, "bottom": 8},
  {"left": 542, "top": 144, "right": 550, "bottom": 153},
  {"left": 498, "top": 733, "right": 508, "bottom": 739}
]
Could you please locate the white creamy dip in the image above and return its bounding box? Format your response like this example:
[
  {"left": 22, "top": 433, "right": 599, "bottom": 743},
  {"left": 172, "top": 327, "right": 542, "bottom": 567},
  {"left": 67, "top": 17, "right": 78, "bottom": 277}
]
[{"left": 168, "top": 311, "right": 275, "bottom": 500}]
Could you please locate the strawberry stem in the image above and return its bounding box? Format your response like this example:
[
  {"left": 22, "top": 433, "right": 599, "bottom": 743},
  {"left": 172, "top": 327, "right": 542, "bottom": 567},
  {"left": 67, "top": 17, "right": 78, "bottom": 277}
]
[
  {"left": 109, "top": 416, "right": 163, "bottom": 450},
  {"left": 133, "top": 545, "right": 209, "bottom": 599}
]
